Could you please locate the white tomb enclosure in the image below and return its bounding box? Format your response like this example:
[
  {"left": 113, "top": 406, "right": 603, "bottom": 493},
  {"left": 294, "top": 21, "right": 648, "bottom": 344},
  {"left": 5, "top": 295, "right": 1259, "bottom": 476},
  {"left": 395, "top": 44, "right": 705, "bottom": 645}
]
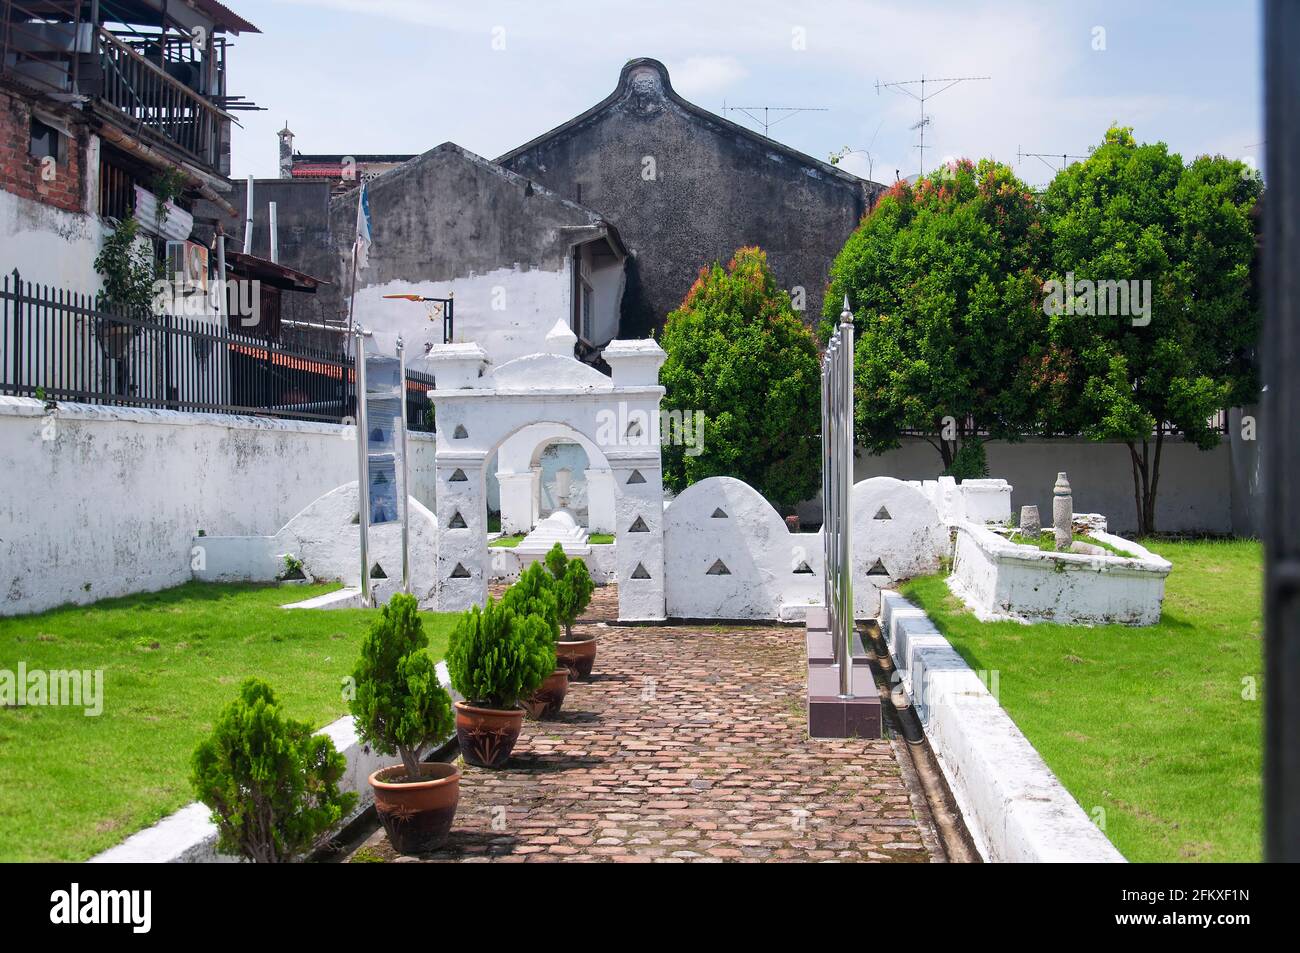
[
  {"left": 663, "top": 476, "right": 824, "bottom": 620},
  {"left": 661, "top": 475, "right": 950, "bottom": 622},
  {"left": 913, "top": 476, "right": 1013, "bottom": 526},
  {"left": 948, "top": 521, "right": 1172, "bottom": 625},
  {"left": 427, "top": 331, "right": 668, "bottom": 621},
  {"left": 494, "top": 421, "right": 617, "bottom": 534},
  {"left": 852, "top": 477, "right": 950, "bottom": 617},
  {"left": 191, "top": 482, "right": 439, "bottom": 607}
]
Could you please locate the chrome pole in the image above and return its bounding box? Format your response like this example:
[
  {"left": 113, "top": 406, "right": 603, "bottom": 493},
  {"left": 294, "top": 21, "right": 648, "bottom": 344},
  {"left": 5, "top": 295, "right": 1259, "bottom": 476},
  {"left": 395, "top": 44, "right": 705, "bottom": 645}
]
[
  {"left": 355, "top": 328, "right": 373, "bottom": 607},
  {"left": 839, "top": 298, "right": 855, "bottom": 698},
  {"left": 397, "top": 335, "right": 411, "bottom": 595},
  {"left": 821, "top": 353, "right": 831, "bottom": 617},
  {"left": 827, "top": 336, "right": 840, "bottom": 665}
]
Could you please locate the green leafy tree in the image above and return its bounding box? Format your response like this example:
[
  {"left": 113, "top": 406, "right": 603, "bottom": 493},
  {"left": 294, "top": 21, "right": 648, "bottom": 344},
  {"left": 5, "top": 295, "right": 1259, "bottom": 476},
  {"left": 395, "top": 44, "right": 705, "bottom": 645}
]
[
  {"left": 543, "top": 542, "right": 595, "bottom": 639},
  {"left": 660, "top": 246, "right": 821, "bottom": 510},
  {"left": 824, "top": 159, "right": 1048, "bottom": 473},
  {"left": 191, "top": 678, "right": 356, "bottom": 863},
  {"left": 446, "top": 598, "right": 555, "bottom": 710},
  {"left": 349, "top": 593, "right": 454, "bottom": 780},
  {"left": 1040, "top": 126, "right": 1261, "bottom": 533}
]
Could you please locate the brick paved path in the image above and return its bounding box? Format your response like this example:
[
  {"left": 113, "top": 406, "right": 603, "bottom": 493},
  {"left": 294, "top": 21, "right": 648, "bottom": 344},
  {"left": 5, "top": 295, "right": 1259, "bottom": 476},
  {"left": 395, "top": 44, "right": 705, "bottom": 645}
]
[{"left": 352, "top": 586, "right": 938, "bottom": 863}]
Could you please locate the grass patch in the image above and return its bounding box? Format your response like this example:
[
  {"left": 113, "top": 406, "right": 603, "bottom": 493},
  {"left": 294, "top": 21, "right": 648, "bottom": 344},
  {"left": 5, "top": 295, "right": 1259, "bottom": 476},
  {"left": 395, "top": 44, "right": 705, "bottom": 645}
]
[
  {"left": 489, "top": 533, "right": 615, "bottom": 547},
  {"left": 1007, "top": 531, "right": 1136, "bottom": 558},
  {"left": 900, "top": 539, "right": 1261, "bottom": 862},
  {"left": 0, "top": 582, "right": 457, "bottom": 862}
]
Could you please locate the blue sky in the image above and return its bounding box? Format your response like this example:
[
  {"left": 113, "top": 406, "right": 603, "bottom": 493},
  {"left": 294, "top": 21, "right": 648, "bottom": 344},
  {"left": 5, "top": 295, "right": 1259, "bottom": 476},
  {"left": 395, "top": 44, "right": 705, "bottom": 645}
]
[{"left": 228, "top": 0, "right": 1263, "bottom": 188}]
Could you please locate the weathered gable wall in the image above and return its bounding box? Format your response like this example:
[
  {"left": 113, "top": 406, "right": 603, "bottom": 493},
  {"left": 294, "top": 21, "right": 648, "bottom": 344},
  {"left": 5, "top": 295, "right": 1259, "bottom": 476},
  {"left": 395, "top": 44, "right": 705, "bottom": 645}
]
[
  {"left": 213, "top": 146, "right": 617, "bottom": 365},
  {"left": 499, "top": 59, "right": 880, "bottom": 335}
]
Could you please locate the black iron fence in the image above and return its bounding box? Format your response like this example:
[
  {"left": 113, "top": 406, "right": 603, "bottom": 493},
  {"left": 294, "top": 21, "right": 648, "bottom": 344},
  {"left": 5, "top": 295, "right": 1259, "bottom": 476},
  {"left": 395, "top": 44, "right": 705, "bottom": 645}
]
[{"left": 1, "top": 270, "right": 435, "bottom": 433}]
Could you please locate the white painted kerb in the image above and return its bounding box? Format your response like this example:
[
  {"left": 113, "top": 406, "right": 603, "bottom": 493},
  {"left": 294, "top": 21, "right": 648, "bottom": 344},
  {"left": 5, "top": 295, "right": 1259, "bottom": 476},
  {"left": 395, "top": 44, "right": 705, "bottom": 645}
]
[{"left": 880, "top": 590, "right": 1125, "bottom": 863}]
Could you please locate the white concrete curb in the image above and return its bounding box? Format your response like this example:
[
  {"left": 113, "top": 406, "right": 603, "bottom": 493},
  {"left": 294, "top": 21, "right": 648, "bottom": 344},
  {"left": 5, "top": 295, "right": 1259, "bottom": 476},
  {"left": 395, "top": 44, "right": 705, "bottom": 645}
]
[
  {"left": 880, "top": 590, "right": 1126, "bottom": 863},
  {"left": 89, "top": 663, "right": 458, "bottom": 863}
]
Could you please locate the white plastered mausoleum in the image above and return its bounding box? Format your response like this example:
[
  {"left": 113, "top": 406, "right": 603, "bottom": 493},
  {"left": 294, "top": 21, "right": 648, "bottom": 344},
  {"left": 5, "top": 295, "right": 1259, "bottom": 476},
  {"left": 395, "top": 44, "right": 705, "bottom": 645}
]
[{"left": 426, "top": 323, "right": 669, "bottom": 621}]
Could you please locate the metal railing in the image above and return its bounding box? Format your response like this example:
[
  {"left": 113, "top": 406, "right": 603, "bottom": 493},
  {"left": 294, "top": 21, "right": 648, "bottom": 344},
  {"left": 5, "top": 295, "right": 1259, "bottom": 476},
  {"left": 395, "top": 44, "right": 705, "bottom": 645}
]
[
  {"left": 94, "top": 27, "right": 226, "bottom": 169},
  {"left": 1, "top": 270, "right": 436, "bottom": 432},
  {"left": 0, "top": 3, "right": 229, "bottom": 171},
  {"left": 822, "top": 297, "right": 856, "bottom": 698}
]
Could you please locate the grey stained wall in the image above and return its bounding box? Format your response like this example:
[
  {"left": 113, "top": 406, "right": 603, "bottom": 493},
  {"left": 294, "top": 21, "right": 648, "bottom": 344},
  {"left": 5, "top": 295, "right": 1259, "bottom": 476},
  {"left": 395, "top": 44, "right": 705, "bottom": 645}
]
[
  {"left": 210, "top": 145, "right": 623, "bottom": 360},
  {"left": 499, "top": 58, "right": 883, "bottom": 334}
]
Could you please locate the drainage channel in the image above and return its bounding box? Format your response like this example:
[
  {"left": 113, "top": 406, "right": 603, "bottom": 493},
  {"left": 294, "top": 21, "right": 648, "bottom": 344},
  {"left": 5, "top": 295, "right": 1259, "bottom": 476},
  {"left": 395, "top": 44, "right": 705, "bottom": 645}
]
[{"left": 860, "top": 619, "right": 981, "bottom": 864}]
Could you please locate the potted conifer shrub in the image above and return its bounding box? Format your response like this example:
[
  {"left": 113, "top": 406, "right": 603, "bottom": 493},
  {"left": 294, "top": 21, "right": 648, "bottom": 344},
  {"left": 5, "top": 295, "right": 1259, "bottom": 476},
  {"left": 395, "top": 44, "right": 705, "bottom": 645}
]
[
  {"left": 545, "top": 543, "right": 597, "bottom": 680},
  {"left": 502, "top": 561, "right": 569, "bottom": 719},
  {"left": 447, "top": 598, "right": 555, "bottom": 767},
  {"left": 191, "top": 678, "right": 357, "bottom": 863},
  {"left": 350, "top": 593, "right": 459, "bottom": 854}
]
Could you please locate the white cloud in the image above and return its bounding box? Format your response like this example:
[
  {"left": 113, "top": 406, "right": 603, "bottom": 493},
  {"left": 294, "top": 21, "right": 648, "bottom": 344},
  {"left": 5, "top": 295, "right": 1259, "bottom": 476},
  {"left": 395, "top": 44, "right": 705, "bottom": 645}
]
[{"left": 667, "top": 56, "right": 748, "bottom": 98}]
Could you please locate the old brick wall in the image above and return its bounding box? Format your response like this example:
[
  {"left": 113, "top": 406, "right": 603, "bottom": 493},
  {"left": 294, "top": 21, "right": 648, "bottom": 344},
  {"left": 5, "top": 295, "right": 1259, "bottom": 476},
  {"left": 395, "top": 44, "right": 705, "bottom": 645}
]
[{"left": 0, "top": 89, "right": 84, "bottom": 214}]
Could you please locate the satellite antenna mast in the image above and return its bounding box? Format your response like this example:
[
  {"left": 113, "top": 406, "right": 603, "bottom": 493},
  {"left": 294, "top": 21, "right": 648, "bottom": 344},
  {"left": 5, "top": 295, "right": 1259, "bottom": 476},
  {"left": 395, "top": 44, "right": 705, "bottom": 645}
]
[
  {"left": 1016, "top": 146, "right": 1089, "bottom": 179},
  {"left": 875, "top": 73, "right": 990, "bottom": 176},
  {"left": 721, "top": 102, "right": 828, "bottom": 138}
]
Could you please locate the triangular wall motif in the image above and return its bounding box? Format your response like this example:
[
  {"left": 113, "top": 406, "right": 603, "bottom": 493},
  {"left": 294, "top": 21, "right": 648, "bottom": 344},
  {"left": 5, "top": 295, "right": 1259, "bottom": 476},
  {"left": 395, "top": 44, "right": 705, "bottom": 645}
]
[
  {"left": 628, "top": 516, "right": 649, "bottom": 533},
  {"left": 711, "top": 508, "right": 728, "bottom": 518},
  {"left": 450, "top": 563, "right": 471, "bottom": 579},
  {"left": 866, "top": 558, "right": 890, "bottom": 577},
  {"left": 631, "top": 562, "right": 651, "bottom": 579},
  {"left": 874, "top": 506, "right": 892, "bottom": 520},
  {"left": 449, "top": 468, "right": 467, "bottom": 482},
  {"left": 370, "top": 562, "right": 388, "bottom": 579},
  {"left": 627, "top": 469, "right": 646, "bottom": 485},
  {"left": 706, "top": 559, "right": 731, "bottom": 576},
  {"left": 448, "top": 510, "right": 467, "bottom": 529},
  {"left": 793, "top": 560, "right": 814, "bottom": 575},
  {"left": 453, "top": 424, "right": 469, "bottom": 439},
  {"left": 626, "top": 420, "right": 643, "bottom": 438}
]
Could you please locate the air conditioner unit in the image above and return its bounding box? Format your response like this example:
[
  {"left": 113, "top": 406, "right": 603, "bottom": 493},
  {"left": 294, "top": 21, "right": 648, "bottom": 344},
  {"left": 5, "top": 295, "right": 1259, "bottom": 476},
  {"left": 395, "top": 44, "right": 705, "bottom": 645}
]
[{"left": 165, "top": 241, "right": 208, "bottom": 295}]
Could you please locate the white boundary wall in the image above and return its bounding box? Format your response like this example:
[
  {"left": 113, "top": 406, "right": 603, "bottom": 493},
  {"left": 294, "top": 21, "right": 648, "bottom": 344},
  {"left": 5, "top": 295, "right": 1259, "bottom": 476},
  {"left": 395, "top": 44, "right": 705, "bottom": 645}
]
[
  {"left": 832, "top": 435, "right": 1249, "bottom": 536},
  {"left": 880, "top": 590, "right": 1125, "bottom": 863},
  {"left": 0, "top": 398, "right": 436, "bottom": 617}
]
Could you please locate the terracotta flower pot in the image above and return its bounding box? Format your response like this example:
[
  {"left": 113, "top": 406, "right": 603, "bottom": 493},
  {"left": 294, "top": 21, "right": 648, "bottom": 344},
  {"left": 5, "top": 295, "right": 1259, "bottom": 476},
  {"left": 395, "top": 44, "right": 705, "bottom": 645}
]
[
  {"left": 556, "top": 635, "right": 597, "bottom": 680},
  {"left": 368, "top": 761, "right": 460, "bottom": 855},
  {"left": 455, "top": 700, "right": 525, "bottom": 768},
  {"left": 521, "top": 668, "right": 569, "bottom": 720}
]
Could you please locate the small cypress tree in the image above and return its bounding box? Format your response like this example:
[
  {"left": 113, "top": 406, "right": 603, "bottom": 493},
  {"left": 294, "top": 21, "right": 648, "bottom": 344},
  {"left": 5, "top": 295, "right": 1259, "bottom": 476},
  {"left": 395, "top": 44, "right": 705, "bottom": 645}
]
[
  {"left": 499, "top": 561, "right": 561, "bottom": 639},
  {"left": 446, "top": 598, "right": 555, "bottom": 710},
  {"left": 350, "top": 593, "right": 454, "bottom": 781},
  {"left": 544, "top": 542, "right": 594, "bottom": 640},
  {"left": 191, "top": 678, "right": 357, "bottom": 863}
]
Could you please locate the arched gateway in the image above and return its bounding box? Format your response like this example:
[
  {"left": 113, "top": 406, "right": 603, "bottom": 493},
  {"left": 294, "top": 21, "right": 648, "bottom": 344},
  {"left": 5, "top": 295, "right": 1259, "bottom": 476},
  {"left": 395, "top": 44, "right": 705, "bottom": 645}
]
[{"left": 425, "top": 334, "right": 668, "bottom": 622}]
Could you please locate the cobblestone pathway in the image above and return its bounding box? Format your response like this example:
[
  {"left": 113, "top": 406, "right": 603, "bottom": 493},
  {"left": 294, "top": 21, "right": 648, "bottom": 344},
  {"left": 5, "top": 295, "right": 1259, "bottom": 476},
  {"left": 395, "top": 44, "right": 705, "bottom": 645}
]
[{"left": 351, "top": 586, "right": 938, "bottom": 863}]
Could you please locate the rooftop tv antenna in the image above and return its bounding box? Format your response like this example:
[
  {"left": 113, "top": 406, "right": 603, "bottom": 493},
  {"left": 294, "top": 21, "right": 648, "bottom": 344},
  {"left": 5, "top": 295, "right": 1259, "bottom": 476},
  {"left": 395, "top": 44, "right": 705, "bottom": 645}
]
[
  {"left": 875, "top": 73, "right": 990, "bottom": 176},
  {"left": 721, "top": 101, "right": 828, "bottom": 138},
  {"left": 1016, "top": 146, "right": 1089, "bottom": 177}
]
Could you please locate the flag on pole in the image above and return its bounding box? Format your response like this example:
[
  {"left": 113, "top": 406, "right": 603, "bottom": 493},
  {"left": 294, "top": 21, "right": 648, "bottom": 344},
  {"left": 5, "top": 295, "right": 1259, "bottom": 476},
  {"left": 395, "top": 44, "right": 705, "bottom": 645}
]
[{"left": 355, "top": 182, "right": 373, "bottom": 270}]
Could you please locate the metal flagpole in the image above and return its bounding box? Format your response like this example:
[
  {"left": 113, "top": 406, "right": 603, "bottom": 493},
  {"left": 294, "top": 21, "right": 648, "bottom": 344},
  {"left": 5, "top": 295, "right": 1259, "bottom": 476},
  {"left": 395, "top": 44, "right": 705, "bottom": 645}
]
[
  {"left": 355, "top": 327, "right": 372, "bottom": 607},
  {"left": 396, "top": 335, "right": 411, "bottom": 595},
  {"left": 838, "top": 297, "right": 855, "bottom": 699},
  {"left": 827, "top": 338, "right": 840, "bottom": 666}
]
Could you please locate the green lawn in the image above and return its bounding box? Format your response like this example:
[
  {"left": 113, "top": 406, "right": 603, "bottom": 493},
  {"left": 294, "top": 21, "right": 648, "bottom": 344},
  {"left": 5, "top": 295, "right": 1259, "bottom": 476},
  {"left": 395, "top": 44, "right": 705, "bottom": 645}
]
[
  {"left": 0, "top": 582, "right": 456, "bottom": 862},
  {"left": 1007, "top": 531, "right": 1137, "bottom": 558},
  {"left": 490, "top": 533, "right": 614, "bottom": 547},
  {"left": 900, "top": 539, "right": 1262, "bottom": 862}
]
